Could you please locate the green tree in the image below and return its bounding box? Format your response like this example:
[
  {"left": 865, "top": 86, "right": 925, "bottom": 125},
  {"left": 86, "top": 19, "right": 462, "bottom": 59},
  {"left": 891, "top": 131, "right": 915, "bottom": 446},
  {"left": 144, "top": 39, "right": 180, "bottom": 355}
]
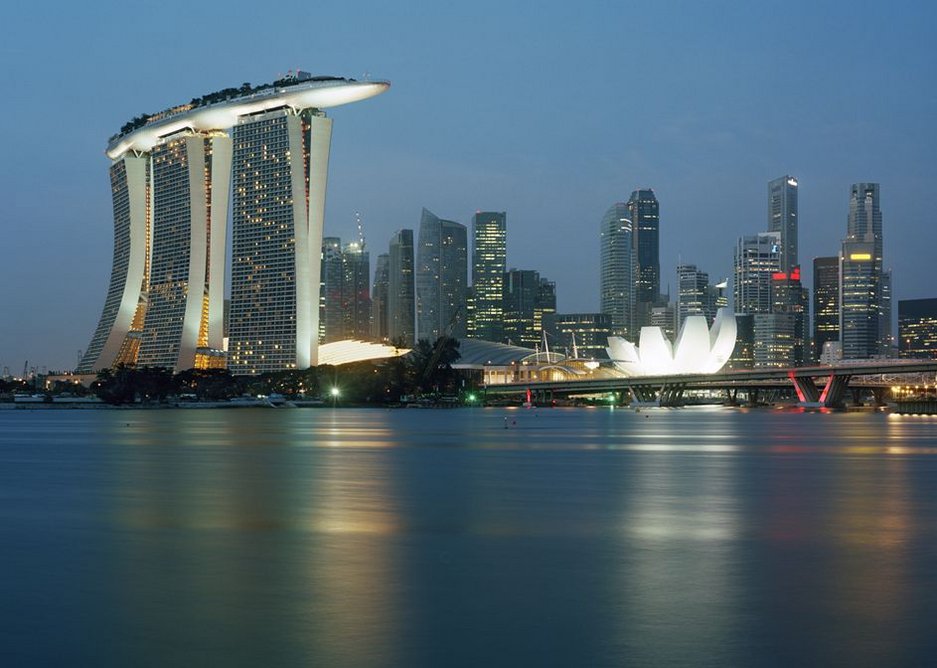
[{"left": 174, "top": 368, "right": 241, "bottom": 401}]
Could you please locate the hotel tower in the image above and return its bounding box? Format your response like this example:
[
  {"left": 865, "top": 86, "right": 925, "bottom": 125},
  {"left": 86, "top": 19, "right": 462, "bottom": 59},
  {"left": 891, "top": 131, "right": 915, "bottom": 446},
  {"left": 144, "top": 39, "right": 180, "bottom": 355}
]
[{"left": 78, "top": 72, "right": 388, "bottom": 374}]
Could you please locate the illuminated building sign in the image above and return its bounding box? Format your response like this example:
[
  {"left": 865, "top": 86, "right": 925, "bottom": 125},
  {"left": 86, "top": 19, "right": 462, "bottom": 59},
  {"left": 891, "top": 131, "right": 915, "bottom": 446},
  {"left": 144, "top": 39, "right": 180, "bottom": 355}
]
[{"left": 772, "top": 266, "right": 801, "bottom": 281}]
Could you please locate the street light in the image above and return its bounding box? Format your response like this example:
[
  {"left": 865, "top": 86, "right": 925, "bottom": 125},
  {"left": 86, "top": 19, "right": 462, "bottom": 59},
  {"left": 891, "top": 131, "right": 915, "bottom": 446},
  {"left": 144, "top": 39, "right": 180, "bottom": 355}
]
[{"left": 330, "top": 386, "right": 340, "bottom": 407}]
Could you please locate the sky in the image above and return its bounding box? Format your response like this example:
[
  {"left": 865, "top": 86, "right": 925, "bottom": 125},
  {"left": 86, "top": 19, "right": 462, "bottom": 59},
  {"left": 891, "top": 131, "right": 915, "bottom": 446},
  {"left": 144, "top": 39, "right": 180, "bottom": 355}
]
[{"left": 1, "top": 0, "right": 935, "bottom": 372}]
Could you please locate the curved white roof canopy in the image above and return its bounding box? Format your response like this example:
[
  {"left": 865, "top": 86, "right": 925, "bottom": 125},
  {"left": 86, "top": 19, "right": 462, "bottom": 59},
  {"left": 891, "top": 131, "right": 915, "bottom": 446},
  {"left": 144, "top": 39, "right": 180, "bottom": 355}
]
[
  {"left": 318, "top": 340, "right": 409, "bottom": 366},
  {"left": 107, "top": 79, "right": 390, "bottom": 159}
]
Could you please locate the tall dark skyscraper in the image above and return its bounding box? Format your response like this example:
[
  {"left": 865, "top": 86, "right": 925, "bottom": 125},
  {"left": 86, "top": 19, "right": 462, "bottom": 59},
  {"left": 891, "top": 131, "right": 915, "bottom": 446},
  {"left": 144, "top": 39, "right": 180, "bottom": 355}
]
[
  {"left": 898, "top": 299, "right": 937, "bottom": 358},
  {"left": 840, "top": 182, "right": 885, "bottom": 359},
  {"left": 881, "top": 268, "right": 894, "bottom": 354},
  {"left": 676, "top": 264, "right": 713, "bottom": 331},
  {"left": 547, "top": 313, "right": 613, "bottom": 360},
  {"left": 371, "top": 253, "right": 389, "bottom": 341},
  {"left": 471, "top": 211, "right": 507, "bottom": 342},
  {"left": 416, "top": 208, "right": 468, "bottom": 341},
  {"left": 388, "top": 229, "right": 415, "bottom": 345},
  {"left": 768, "top": 176, "right": 798, "bottom": 273},
  {"left": 340, "top": 240, "right": 371, "bottom": 340},
  {"left": 813, "top": 256, "right": 840, "bottom": 361},
  {"left": 599, "top": 202, "right": 634, "bottom": 338},
  {"left": 319, "top": 238, "right": 370, "bottom": 342},
  {"left": 628, "top": 189, "right": 660, "bottom": 328},
  {"left": 320, "top": 237, "right": 344, "bottom": 342},
  {"left": 769, "top": 267, "right": 809, "bottom": 367},
  {"left": 502, "top": 269, "right": 555, "bottom": 348}
]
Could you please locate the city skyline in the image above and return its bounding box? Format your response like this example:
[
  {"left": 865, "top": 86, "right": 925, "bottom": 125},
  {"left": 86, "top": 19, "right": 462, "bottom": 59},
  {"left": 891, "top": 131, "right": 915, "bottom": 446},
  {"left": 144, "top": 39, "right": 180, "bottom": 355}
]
[{"left": 2, "top": 2, "right": 935, "bottom": 371}]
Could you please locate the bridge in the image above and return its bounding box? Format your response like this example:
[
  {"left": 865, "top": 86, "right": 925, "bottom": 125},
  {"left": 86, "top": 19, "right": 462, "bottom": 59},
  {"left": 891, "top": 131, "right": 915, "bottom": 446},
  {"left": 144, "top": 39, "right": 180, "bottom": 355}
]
[{"left": 483, "top": 360, "right": 937, "bottom": 408}]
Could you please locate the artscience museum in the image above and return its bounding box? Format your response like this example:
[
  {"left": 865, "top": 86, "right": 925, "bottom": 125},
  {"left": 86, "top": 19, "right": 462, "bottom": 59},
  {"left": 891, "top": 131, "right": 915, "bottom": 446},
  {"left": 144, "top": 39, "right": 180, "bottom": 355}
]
[{"left": 606, "top": 309, "right": 737, "bottom": 376}]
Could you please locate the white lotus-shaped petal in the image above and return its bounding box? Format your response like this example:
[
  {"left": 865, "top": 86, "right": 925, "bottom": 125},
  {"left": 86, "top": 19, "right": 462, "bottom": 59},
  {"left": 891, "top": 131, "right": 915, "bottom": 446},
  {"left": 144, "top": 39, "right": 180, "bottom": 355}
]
[{"left": 606, "top": 308, "right": 737, "bottom": 376}]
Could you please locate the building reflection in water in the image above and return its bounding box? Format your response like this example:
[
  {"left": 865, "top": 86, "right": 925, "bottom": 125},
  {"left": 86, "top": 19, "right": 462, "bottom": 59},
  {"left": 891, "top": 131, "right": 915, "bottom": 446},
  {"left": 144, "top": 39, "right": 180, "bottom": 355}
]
[
  {"left": 70, "top": 407, "right": 937, "bottom": 665},
  {"left": 606, "top": 414, "right": 743, "bottom": 664},
  {"left": 104, "top": 410, "right": 405, "bottom": 666},
  {"left": 740, "top": 413, "right": 921, "bottom": 665}
]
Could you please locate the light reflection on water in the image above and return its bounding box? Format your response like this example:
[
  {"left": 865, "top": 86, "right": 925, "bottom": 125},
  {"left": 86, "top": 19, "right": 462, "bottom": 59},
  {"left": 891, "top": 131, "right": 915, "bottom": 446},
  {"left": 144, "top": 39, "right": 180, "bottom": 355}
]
[{"left": 2, "top": 407, "right": 937, "bottom": 666}]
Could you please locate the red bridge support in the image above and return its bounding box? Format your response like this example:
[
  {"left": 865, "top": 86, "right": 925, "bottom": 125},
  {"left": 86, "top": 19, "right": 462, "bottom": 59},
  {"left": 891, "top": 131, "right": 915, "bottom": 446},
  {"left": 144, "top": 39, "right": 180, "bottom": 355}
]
[{"left": 790, "top": 372, "right": 852, "bottom": 409}]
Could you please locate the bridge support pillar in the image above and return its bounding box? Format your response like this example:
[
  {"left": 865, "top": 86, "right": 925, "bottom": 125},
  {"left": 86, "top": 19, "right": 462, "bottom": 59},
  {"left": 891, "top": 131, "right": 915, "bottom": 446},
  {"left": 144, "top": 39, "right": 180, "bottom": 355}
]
[
  {"left": 630, "top": 385, "right": 660, "bottom": 407},
  {"left": 819, "top": 374, "right": 852, "bottom": 409},
  {"left": 659, "top": 383, "right": 687, "bottom": 407},
  {"left": 725, "top": 388, "right": 739, "bottom": 406},
  {"left": 791, "top": 375, "right": 821, "bottom": 405}
]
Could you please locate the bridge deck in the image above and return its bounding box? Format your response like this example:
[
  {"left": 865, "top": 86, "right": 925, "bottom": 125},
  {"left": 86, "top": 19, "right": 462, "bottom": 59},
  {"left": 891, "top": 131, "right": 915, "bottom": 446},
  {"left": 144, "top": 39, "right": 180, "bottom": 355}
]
[{"left": 484, "top": 361, "right": 937, "bottom": 396}]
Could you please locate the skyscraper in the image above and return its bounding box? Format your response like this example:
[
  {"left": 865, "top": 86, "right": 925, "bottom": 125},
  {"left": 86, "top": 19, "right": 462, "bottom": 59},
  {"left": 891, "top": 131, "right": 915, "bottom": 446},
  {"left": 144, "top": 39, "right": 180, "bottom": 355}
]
[
  {"left": 769, "top": 267, "right": 808, "bottom": 367},
  {"left": 77, "top": 155, "right": 150, "bottom": 373},
  {"left": 840, "top": 183, "right": 884, "bottom": 359},
  {"left": 416, "top": 208, "right": 467, "bottom": 341},
  {"left": 599, "top": 202, "right": 634, "bottom": 338},
  {"left": 881, "top": 269, "right": 894, "bottom": 354},
  {"left": 840, "top": 240, "right": 878, "bottom": 359},
  {"left": 676, "top": 264, "right": 714, "bottom": 331},
  {"left": 898, "top": 299, "right": 937, "bottom": 358},
  {"left": 813, "top": 256, "right": 840, "bottom": 362},
  {"left": 547, "top": 313, "right": 613, "bottom": 360},
  {"left": 228, "top": 107, "right": 334, "bottom": 372},
  {"left": 320, "top": 237, "right": 344, "bottom": 342},
  {"left": 628, "top": 189, "right": 660, "bottom": 329},
  {"left": 471, "top": 211, "right": 507, "bottom": 342},
  {"left": 753, "top": 313, "right": 798, "bottom": 368},
  {"left": 319, "top": 237, "right": 370, "bottom": 342},
  {"left": 734, "top": 232, "right": 781, "bottom": 315},
  {"left": 387, "top": 229, "right": 415, "bottom": 345},
  {"left": 340, "top": 240, "right": 371, "bottom": 340},
  {"left": 729, "top": 314, "right": 755, "bottom": 370},
  {"left": 502, "top": 269, "right": 555, "bottom": 348},
  {"left": 134, "top": 132, "right": 231, "bottom": 371},
  {"left": 649, "top": 303, "right": 677, "bottom": 342},
  {"left": 371, "top": 253, "right": 390, "bottom": 341},
  {"left": 79, "top": 73, "right": 389, "bottom": 375},
  {"left": 768, "top": 176, "right": 798, "bottom": 273},
  {"left": 537, "top": 277, "right": 557, "bottom": 343}
]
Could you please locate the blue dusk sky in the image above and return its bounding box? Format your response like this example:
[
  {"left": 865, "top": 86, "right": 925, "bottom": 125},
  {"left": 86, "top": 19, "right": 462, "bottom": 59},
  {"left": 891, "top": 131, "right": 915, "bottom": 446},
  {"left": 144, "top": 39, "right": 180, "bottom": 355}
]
[{"left": 1, "top": 0, "right": 935, "bottom": 371}]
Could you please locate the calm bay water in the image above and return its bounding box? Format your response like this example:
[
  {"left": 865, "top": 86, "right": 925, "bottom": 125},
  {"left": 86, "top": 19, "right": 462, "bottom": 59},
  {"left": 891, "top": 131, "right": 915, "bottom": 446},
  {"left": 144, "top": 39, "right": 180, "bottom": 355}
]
[{"left": 2, "top": 406, "right": 937, "bottom": 666}]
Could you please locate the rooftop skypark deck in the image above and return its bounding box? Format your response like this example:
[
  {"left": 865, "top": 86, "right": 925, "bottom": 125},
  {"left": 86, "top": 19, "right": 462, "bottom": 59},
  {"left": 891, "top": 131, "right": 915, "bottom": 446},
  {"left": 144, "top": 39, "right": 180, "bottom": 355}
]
[{"left": 106, "top": 73, "right": 389, "bottom": 159}]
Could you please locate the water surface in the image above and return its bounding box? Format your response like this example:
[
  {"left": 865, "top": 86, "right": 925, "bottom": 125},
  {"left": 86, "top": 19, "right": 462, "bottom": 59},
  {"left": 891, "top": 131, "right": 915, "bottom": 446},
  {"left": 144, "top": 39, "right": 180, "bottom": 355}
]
[{"left": 2, "top": 407, "right": 937, "bottom": 666}]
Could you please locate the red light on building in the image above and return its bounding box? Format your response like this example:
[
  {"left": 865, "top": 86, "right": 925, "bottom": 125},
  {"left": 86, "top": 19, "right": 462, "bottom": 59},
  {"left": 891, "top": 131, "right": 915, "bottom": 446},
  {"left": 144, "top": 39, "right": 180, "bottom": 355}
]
[{"left": 772, "top": 267, "right": 801, "bottom": 282}]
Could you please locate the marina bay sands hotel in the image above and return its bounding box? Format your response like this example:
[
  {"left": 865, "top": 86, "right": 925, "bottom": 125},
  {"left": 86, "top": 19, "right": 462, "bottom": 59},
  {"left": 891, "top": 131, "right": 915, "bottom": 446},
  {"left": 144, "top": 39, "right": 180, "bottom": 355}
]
[{"left": 77, "top": 73, "right": 389, "bottom": 375}]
